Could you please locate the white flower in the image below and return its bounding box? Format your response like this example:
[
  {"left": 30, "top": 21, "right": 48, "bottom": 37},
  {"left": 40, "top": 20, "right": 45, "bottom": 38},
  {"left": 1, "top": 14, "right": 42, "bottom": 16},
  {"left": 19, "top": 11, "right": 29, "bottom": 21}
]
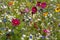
[
  {"left": 39, "top": 35, "right": 42, "bottom": 38},
  {"left": 29, "top": 39, "right": 32, "bottom": 40},
  {"left": 53, "top": 17, "right": 56, "bottom": 19},
  {"left": 29, "top": 34, "right": 33, "bottom": 39},
  {"left": 47, "top": 22, "right": 50, "bottom": 25},
  {"left": 29, "top": 34, "right": 33, "bottom": 40},
  {"left": 36, "top": 37, "right": 40, "bottom": 39},
  {"left": 41, "top": 23, "right": 44, "bottom": 26},
  {"left": 46, "top": 37, "right": 49, "bottom": 40},
  {"left": 21, "top": 37, "right": 24, "bottom": 40},
  {"left": 1, "top": 5, "right": 7, "bottom": 9},
  {"left": 26, "top": 19, "right": 29, "bottom": 21},
  {"left": 50, "top": 14, "right": 52, "bottom": 17},
  {"left": 22, "top": 34, "right": 26, "bottom": 37},
  {"left": 7, "top": 15, "right": 15, "bottom": 21},
  {"left": 48, "top": 13, "right": 52, "bottom": 18},
  {"left": 15, "top": 1, "right": 18, "bottom": 3},
  {"left": 28, "top": 16, "right": 32, "bottom": 20},
  {"left": 50, "top": 0, "right": 53, "bottom": 1},
  {"left": 22, "top": 28, "right": 26, "bottom": 30},
  {"left": 0, "top": 20, "right": 2, "bottom": 22},
  {"left": 8, "top": 29, "right": 11, "bottom": 32},
  {"left": 33, "top": 14, "right": 36, "bottom": 19},
  {"left": 20, "top": 7, "right": 25, "bottom": 9}
]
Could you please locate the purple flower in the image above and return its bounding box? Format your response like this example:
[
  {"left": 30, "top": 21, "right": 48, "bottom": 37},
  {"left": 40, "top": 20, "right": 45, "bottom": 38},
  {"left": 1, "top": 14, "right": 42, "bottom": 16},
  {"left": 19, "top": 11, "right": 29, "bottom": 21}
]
[{"left": 30, "top": 36, "right": 32, "bottom": 39}]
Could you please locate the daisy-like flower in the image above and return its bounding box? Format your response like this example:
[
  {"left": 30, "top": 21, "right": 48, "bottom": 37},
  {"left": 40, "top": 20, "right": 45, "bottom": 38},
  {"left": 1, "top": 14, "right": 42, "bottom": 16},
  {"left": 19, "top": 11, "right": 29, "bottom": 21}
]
[
  {"left": 55, "top": 7, "right": 60, "bottom": 12},
  {"left": 11, "top": 18, "right": 20, "bottom": 26},
  {"left": 41, "top": 2, "right": 47, "bottom": 8},
  {"left": 32, "top": 7, "right": 37, "bottom": 14},
  {"left": 43, "top": 12, "right": 48, "bottom": 17}
]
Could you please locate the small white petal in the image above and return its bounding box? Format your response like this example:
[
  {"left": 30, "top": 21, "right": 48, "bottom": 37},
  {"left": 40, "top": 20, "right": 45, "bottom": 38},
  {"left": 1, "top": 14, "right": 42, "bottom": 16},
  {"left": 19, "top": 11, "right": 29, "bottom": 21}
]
[
  {"left": 8, "top": 29, "right": 11, "bottom": 32},
  {"left": 21, "top": 37, "right": 24, "bottom": 40},
  {"left": 22, "top": 34, "right": 26, "bottom": 37},
  {"left": 0, "top": 20, "right": 2, "bottom": 22},
  {"left": 50, "top": 0, "right": 53, "bottom": 1},
  {"left": 29, "top": 39, "right": 33, "bottom": 40}
]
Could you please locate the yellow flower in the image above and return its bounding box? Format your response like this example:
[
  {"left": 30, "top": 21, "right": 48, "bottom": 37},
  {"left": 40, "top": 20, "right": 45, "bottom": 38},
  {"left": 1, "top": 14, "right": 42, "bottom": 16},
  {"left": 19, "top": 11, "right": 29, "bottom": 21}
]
[
  {"left": 43, "top": 12, "right": 48, "bottom": 17},
  {"left": 55, "top": 7, "right": 60, "bottom": 12}
]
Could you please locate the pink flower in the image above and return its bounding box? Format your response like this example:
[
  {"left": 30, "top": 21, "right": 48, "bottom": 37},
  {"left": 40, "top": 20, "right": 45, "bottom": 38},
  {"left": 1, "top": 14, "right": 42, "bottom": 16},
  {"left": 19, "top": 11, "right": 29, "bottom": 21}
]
[
  {"left": 36, "top": 2, "right": 41, "bottom": 7},
  {"left": 43, "top": 29, "right": 50, "bottom": 33},
  {"left": 43, "top": 29, "right": 47, "bottom": 33},
  {"left": 24, "top": 8, "right": 29, "bottom": 13},
  {"left": 43, "top": 29, "right": 50, "bottom": 36},
  {"left": 32, "top": 7, "right": 37, "bottom": 14},
  {"left": 41, "top": 2, "right": 47, "bottom": 8},
  {"left": 11, "top": 18, "right": 20, "bottom": 26}
]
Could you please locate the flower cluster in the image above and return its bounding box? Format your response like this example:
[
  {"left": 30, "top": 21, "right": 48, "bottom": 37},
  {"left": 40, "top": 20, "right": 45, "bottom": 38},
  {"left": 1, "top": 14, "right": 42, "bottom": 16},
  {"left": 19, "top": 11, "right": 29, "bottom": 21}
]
[{"left": 0, "top": 0, "right": 60, "bottom": 40}]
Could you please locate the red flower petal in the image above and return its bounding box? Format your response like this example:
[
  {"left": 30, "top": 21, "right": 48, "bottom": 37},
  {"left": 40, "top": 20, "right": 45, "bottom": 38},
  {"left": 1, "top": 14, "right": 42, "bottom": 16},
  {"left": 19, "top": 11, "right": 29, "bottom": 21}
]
[
  {"left": 41, "top": 2, "right": 47, "bottom": 8},
  {"left": 32, "top": 7, "right": 37, "bottom": 13},
  {"left": 12, "top": 18, "right": 20, "bottom": 26}
]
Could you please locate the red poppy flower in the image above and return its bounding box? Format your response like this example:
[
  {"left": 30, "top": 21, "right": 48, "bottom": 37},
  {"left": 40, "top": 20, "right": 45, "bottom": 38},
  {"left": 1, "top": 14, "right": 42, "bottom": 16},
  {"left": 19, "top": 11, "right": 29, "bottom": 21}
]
[
  {"left": 41, "top": 2, "right": 47, "bottom": 8},
  {"left": 36, "top": 2, "right": 41, "bottom": 7},
  {"left": 11, "top": 18, "right": 20, "bottom": 26},
  {"left": 32, "top": 7, "right": 37, "bottom": 14}
]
